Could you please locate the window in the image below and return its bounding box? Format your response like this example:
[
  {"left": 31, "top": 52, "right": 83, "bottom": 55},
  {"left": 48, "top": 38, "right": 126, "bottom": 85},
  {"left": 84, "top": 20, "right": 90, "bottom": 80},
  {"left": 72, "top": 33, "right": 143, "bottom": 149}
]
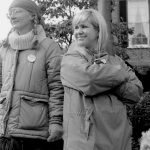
[
  {"left": 119, "top": 0, "right": 127, "bottom": 22},
  {"left": 127, "top": 0, "right": 149, "bottom": 48}
]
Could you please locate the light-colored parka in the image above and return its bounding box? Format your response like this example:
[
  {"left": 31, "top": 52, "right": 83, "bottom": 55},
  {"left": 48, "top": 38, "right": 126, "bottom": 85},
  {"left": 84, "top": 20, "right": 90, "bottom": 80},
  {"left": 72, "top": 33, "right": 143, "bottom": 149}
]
[
  {"left": 0, "top": 26, "right": 64, "bottom": 140},
  {"left": 61, "top": 45, "right": 143, "bottom": 150}
]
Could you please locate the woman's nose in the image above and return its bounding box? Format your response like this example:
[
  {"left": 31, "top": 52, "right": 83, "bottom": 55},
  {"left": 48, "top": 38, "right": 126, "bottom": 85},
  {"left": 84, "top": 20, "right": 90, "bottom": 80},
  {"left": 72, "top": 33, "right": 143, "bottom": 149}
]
[
  {"left": 7, "top": 11, "right": 16, "bottom": 19},
  {"left": 7, "top": 16, "right": 16, "bottom": 22},
  {"left": 77, "top": 28, "right": 84, "bottom": 34}
]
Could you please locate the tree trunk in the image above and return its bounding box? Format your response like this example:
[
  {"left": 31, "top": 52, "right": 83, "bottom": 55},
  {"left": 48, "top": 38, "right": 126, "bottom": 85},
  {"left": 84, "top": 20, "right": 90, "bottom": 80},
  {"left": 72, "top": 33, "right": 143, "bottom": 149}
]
[{"left": 98, "top": 0, "right": 114, "bottom": 55}]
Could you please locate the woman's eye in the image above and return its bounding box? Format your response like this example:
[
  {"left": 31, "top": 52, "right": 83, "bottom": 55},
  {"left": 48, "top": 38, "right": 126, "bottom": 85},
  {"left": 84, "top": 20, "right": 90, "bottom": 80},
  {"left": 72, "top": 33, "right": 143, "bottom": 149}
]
[
  {"left": 16, "top": 10, "right": 22, "bottom": 13},
  {"left": 74, "top": 25, "right": 88, "bottom": 30},
  {"left": 74, "top": 26, "right": 79, "bottom": 29},
  {"left": 8, "top": 10, "right": 23, "bottom": 17},
  {"left": 81, "top": 25, "right": 87, "bottom": 28}
]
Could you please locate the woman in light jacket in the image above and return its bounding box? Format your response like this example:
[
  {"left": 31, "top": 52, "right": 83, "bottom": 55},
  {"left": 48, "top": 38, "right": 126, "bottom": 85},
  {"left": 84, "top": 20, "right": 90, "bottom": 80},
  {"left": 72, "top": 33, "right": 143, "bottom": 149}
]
[
  {"left": 0, "top": 0, "right": 64, "bottom": 149},
  {"left": 61, "top": 9, "right": 143, "bottom": 150}
]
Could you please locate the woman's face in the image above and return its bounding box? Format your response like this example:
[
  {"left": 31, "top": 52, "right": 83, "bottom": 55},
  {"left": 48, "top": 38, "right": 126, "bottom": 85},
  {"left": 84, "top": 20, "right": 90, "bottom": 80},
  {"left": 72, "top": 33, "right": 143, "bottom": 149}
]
[
  {"left": 8, "top": 7, "right": 33, "bottom": 33},
  {"left": 73, "top": 20, "right": 99, "bottom": 51}
]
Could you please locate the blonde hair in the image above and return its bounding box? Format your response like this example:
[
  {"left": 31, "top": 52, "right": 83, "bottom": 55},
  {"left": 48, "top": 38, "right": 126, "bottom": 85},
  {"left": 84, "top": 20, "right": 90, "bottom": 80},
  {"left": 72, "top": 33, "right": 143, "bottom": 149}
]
[{"left": 72, "top": 9, "right": 108, "bottom": 53}]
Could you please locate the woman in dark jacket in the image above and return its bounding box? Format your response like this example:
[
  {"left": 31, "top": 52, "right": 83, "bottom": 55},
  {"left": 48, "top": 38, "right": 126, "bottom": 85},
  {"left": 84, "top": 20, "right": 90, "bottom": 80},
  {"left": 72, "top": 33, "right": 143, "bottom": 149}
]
[
  {"left": 61, "top": 9, "right": 143, "bottom": 150},
  {"left": 0, "top": 0, "right": 64, "bottom": 149}
]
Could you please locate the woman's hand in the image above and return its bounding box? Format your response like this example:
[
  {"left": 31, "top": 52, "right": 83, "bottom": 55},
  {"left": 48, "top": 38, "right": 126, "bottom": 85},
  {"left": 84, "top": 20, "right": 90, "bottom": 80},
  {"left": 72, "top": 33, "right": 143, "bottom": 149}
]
[{"left": 47, "top": 124, "right": 63, "bottom": 142}]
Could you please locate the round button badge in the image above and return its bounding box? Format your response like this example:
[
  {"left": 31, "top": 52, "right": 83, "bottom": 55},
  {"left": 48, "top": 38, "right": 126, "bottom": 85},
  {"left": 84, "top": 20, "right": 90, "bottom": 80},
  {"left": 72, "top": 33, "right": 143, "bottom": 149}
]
[
  {"left": 27, "top": 54, "right": 36, "bottom": 63},
  {"left": 101, "top": 59, "right": 106, "bottom": 64}
]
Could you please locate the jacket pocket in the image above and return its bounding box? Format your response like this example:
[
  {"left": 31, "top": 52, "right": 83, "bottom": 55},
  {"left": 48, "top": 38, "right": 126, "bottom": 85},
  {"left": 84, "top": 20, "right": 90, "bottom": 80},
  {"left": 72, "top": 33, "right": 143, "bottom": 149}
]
[{"left": 18, "top": 95, "right": 49, "bottom": 129}]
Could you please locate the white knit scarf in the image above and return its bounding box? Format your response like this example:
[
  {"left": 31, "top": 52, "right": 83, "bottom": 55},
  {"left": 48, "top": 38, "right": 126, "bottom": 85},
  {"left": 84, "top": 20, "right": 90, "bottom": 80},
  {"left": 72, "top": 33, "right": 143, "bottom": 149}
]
[{"left": 8, "top": 25, "right": 46, "bottom": 50}]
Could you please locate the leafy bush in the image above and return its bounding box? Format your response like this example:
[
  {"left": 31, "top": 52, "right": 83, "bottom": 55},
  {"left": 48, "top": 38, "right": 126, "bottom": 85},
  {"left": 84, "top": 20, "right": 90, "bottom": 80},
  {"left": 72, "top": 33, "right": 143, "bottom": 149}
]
[
  {"left": 111, "top": 21, "right": 134, "bottom": 60},
  {"left": 130, "top": 92, "right": 150, "bottom": 149}
]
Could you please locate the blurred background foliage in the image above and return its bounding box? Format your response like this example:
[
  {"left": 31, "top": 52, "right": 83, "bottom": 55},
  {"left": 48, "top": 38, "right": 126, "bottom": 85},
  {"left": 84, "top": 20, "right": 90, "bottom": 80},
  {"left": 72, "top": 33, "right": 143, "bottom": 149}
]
[{"left": 34, "top": 0, "right": 98, "bottom": 50}]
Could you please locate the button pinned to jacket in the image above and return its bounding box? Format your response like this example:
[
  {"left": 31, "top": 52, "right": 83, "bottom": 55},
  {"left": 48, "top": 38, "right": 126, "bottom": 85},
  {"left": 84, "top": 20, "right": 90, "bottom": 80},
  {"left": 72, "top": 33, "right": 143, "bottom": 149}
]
[{"left": 27, "top": 54, "right": 36, "bottom": 63}]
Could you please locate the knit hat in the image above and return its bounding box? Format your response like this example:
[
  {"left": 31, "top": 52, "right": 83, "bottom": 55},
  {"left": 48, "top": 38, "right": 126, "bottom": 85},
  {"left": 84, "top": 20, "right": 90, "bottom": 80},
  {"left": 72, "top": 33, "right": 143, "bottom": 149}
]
[{"left": 9, "top": 0, "right": 41, "bottom": 19}]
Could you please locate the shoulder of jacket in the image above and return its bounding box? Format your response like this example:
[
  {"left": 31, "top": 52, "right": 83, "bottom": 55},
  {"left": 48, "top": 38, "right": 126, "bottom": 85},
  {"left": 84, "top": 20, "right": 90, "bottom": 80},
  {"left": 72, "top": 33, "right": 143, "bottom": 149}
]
[
  {"left": 40, "top": 38, "right": 54, "bottom": 49},
  {"left": 40, "top": 38, "right": 63, "bottom": 58}
]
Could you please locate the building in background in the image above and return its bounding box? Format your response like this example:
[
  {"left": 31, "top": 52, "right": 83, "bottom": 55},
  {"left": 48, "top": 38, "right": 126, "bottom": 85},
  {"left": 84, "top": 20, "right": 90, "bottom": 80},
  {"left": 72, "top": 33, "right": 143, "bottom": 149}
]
[
  {"left": 98, "top": 0, "right": 150, "bottom": 91},
  {"left": 98, "top": 0, "right": 150, "bottom": 67}
]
